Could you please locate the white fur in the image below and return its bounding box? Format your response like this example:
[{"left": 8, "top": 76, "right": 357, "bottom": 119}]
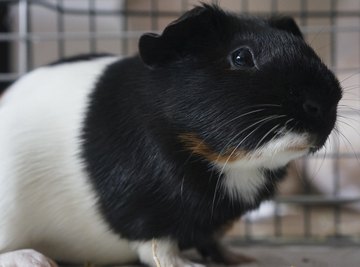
[
  {"left": 218, "top": 133, "right": 310, "bottom": 203},
  {"left": 132, "top": 239, "right": 205, "bottom": 267},
  {"left": 0, "top": 249, "right": 58, "bottom": 267},
  {"left": 0, "top": 57, "right": 137, "bottom": 264}
]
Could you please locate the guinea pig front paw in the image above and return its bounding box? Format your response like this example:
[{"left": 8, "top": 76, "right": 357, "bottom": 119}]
[
  {"left": 0, "top": 249, "right": 58, "bottom": 267},
  {"left": 133, "top": 239, "right": 205, "bottom": 267}
]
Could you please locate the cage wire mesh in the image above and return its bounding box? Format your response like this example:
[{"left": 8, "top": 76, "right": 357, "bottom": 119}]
[{"left": 1, "top": 0, "right": 360, "bottom": 246}]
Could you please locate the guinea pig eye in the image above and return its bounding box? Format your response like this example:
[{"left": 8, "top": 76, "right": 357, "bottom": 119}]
[{"left": 231, "top": 47, "right": 255, "bottom": 69}]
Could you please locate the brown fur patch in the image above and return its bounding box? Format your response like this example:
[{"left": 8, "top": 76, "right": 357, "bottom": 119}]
[
  {"left": 178, "top": 133, "right": 247, "bottom": 163},
  {"left": 288, "top": 145, "right": 309, "bottom": 151}
]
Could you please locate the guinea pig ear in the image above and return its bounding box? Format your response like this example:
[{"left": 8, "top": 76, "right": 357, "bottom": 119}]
[
  {"left": 139, "top": 33, "right": 172, "bottom": 68},
  {"left": 268, "top": 16, "right": 303, "bottom": 38},
  {"left": 139, "top": 4, "right": 225, "bottom": 68}
]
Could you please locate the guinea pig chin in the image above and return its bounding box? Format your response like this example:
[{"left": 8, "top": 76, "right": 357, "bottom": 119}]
[{"left": 179, "top": 132, "right": 311, "bottom": 169}]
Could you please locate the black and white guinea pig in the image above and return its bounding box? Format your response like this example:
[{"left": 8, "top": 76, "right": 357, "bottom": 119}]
[{"left": 0, "top": 4, "right": 342, "bottom": 267}]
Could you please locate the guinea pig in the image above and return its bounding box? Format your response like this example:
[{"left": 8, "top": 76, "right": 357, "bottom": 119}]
[{"left": 0, "top": 4, "right": 342, "bottom": 267}]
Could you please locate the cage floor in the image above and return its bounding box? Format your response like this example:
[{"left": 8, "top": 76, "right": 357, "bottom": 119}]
[
  {"left": 58, "top": 205, "right": 360, "bottom": 267},
  {"left": 181, "top": 246, "right": 360, "bottom": 267},
  {"left": 199, "top": 246, "right": 360, "bottom": 267},
  {"left": 186, "top": 246, "right": 360, "bottom": 267},
  {"left": 60, "top": 246, "right": 360, "bottom": 267},
  {"left": 229, "top": 205, "right": 360, "bottom": 240}
]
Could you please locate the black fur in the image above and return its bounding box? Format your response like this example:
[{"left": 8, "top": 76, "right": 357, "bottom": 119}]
[
  {"left": 0, "top": 3, "right": 11, "bottom": 92},
  {"left": 48, "top": 53, "right": 114, "bottom": 66},
  {"left": 81, "top": 4, "right": 342, "bottom": 264}
]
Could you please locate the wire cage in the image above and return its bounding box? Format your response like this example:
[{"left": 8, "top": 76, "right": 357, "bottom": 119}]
[{"left": 1, "top": 0, "right": 360, "bottom": 248}]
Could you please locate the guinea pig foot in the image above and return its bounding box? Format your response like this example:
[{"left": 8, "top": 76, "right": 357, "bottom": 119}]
[
  {"left": 157, "top": 258, "right": 205, "bottom": 267},
  {"left": 0, "top": 249, "right": 58, "bottom": 267},
  {"left": 218, "top": 246, "right": 256, "bottom": 265},
  {"left": 133, "top": 239, "right": 205, "bottom": 267},
  {"left": 183, "top": 261, "right": 206, "bottom": 267},
  {"left": 198, "top": 242, "right": 256, "bottom": 265}
]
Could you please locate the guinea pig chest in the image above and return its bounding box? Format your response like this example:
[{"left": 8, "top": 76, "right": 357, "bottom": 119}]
[{"left": 0, "top": 4, "right": 342, "bottom": 267}]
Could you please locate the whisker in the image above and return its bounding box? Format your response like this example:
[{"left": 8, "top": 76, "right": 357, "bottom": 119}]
[
  {"left": 342, "top": 84, "right": 360, "bottom": 89},
  {"left": 337, "top": 118, "right": 360, "bottom": 138},
  {"left": 205, "top": 104, "right": 282, "bottom": 134},
  {"left": 252, "top": 123, "right": 282, "bottom": 153},
  {"left": 214, "top": 122, "right": 265, "bottom": 206},
  {"left": 218, "top": 115, "right": 287, "bottom": 175},
  {"left": 309, "top": 26, "right": 326, "bottom": 47},
  {"left": 211, "top": 115, "right": 286, "bottom": 216},
  {"left": 339, "top": 71, "right": 360, "bottom": 84},
  {"left": 181, "top": 108, "right": 268, "bottom": 165},
  {"left": 310, "top": 139, "right": 328, "bottom": 183},
  {"left": 182, "top": 104, "right": 284, "bottom": 164},
  {"left": 211, "top": 114, "right": 283, "bottom": 160},
  {"left": 266, "top": 124, "right": 289, "bottom": 166},
  {"left": 337, "top": 115, "right": 360, "bottom": 124},
  {"left": 342, "top": 95, "right": 360, "bottom": 101},
  {"left": 253, "top": 118, "right": 295, "bottom": 158},
  {"left": 334, "top": 127, "right": 360, "bottom": 164},
  {"left": 342, "top": 87, "right": 360, "bottom": 93},
  {"left": 293, "top": 158, "right": 303, "bottom": 185},
  {"left": 215, "top": 114, "right": 287, "bottom": 164},
  {"left": 341, "top": 92, "right": 360, "bottom": 98},
  {"left": 338, "top": 106, "right": 360, "bottom": 114}
]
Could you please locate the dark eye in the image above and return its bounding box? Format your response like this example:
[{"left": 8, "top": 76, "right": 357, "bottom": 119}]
[{"left": 231, "top": 47, "right": 255, "bottom": 68}]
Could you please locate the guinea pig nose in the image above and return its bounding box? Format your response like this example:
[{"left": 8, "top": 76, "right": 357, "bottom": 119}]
[{"left": 303, "top": 100, "right": 322, "bottom": 118}]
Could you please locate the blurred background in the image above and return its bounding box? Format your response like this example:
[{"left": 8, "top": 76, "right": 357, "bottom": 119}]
[{"left": 1, "top": 0, "right": 360, "bottom": 265}]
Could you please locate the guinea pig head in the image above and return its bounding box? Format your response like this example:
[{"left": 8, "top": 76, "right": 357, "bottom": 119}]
[{"left": 139, "top": 4, "right": 342, "bottom": 169}]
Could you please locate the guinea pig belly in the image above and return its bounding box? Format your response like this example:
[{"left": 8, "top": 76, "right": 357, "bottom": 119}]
[{"left": 0, "top": 57, "right": 137, "bottom": 264}]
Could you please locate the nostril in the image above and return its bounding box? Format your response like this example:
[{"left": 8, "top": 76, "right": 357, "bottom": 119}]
[{"left": 303, "top": 100, "right": 321, "bottom": 118}]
